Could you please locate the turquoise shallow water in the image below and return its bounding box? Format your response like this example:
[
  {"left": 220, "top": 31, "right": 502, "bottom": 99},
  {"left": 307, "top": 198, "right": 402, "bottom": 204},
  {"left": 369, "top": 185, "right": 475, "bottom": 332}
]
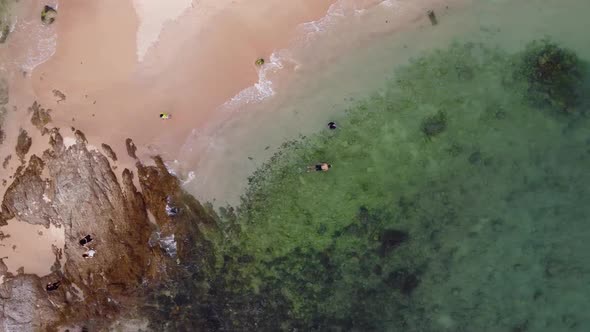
[{"left": 147, "top": 0, "right": 590, "bottom": 330}]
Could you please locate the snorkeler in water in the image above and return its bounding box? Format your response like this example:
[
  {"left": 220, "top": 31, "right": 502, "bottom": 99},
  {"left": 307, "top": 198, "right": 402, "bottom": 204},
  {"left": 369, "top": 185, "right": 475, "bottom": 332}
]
[
  {"left": 160, "top": 113, "right": 171, "bottom": 119},
  {"left": 308, "top": 162, "right": 331, "bottom": 172},
  {"left": 328, "top": 122, "right": 337, "bottom": 130}
]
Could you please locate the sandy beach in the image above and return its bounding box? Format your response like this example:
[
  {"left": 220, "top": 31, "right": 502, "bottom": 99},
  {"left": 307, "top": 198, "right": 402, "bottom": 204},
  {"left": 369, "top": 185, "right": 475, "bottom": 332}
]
[{"left": 28, "top": 0, "right": 338, "bottom": 169}]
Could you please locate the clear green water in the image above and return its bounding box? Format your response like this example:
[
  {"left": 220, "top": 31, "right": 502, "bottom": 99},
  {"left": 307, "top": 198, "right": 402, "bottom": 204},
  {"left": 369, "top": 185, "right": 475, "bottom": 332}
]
[
  {"left": 211, "top": 39, "right": 589, "bottom": 331},
  {"left": 149, "top": 1, "right": 590, "bottom": 331},
  {"left": 216, "top": 33, "right": 590, "bottom": 332}
]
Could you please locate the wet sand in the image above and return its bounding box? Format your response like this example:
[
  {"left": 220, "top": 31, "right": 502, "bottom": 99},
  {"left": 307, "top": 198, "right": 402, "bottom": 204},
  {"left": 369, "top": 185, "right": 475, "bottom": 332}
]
[
  {"left": 0, "top": 219, "right": 64, "bottom": 276},
  {"left": 178, "top": 0, "right": 470, "bottom": 205}
]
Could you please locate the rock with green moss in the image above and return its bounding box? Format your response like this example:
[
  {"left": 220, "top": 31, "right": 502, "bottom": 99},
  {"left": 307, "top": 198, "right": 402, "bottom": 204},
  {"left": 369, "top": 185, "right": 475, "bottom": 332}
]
[
  {"left": 41, "top": 5, "right": 57, "bottom": 25},
  {"left": 517, "top": 39, "right": 586, "bottom": 113}
]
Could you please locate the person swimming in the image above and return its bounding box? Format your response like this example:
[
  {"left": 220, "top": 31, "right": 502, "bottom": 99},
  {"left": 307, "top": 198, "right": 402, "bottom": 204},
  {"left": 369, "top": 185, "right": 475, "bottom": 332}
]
[
  {"left": 308, "top": 162, "right": 331, "bottom": 172},
  {"left": 160, "top": 113, "right": 171, "bottom": 119},
  {"left": 328, "top": 122, "right": 337, "bottom": 130}
]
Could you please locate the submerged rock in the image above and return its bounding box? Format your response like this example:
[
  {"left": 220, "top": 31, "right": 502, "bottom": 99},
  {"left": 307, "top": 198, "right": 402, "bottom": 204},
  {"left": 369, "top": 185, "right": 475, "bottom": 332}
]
[
  {"left": 421, "top": 110, "right": 447, "bottom": 138},
  {"left": 518, "top": 39, "right": 586, "bottom": 112}
]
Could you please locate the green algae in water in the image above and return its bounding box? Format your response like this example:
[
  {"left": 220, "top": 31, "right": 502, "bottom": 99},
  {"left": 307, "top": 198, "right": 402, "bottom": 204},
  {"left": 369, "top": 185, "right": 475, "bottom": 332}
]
[
  {"left": 147, "top": 41, "right": 590, "bottom": 331},
  {"left": 206, "top": 40, "right": 590, "bottom": 331},
  {"left": 516, "top": 39, "right": 587, "bottom": 113}
]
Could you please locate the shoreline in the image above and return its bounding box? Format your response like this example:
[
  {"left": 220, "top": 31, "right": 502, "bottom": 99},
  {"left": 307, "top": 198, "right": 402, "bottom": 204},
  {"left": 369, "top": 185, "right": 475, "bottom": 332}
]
[{"left": 0, "top": 0, "right": 465, "bottom": 277}]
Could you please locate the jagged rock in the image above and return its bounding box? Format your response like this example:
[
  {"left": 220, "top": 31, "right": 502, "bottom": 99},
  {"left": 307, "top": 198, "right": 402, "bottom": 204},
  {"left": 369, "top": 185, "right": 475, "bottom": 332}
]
[
  {"left": 2, "top": 155, "right": 11, "bottom": 169},
  {"left": 0, "top": 155, "right": 57, "bottom": 227},
  {"left": 15, "top": 129, "right": 31, "bottom": 163},
  {"left": 0, "top": 23, "right": 9, "bottom": 44},
  {"left": 125, "top": 138, "right": 137, "bottom": 159},
  {"left": 52, "top": 90, "right": 65, "bottom": 103},
  {"left": 73, "top": 130, "right": 87, "bottom": 144},
  {"left": 29, "top": 102, "right": 52, "bottom": 131},
  {"left": 0, "top": 274, "right": 60, "bottom": 332},
  {"left": 0, "top": 78, "right": 8, "bottom": 105},
  {"left": 0, "top": 125, "right": 220, "bottom": 330},
  {"left": 101, "top": 143, "right": 117, "bottom": 161}
]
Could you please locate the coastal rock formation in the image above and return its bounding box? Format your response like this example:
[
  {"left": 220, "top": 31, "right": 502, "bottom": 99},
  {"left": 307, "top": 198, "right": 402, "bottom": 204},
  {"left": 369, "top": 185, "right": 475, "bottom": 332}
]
[{"left": 0, "top": 124, "right": 219, "bottom": 331}]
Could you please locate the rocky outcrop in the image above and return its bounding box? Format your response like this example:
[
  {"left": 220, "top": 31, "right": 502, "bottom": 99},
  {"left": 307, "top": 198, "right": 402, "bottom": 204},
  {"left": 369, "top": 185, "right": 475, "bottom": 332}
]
[
  {"left": 29, "top": 102, "right": 52, "bottom": 132},
  {"left": 0, "top": 124, "right": 220, "bottom": 331},
  {"left": 101, "top": 143, "right": 117, "bottom": 161},
  {"left": 125, "top": 138, "right": 137, "bottom": 159},
  {"left": 15, "top": 129, "right": 31, "bottom": 163}
]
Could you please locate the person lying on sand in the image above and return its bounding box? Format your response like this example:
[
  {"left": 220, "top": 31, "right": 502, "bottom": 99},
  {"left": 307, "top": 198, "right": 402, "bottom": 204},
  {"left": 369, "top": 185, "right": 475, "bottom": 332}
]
[
  {"left": 308, "top": 162, "right": 331, "bottom": 172},
  {"left": 159, "top": 113, "right": 172, "bottom": 119}
]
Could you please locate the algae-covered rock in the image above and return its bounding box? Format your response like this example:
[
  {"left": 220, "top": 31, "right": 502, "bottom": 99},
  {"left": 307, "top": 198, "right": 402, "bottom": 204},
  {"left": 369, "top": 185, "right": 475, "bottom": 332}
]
[
  {"left": 0, "top": 22, "right": 8, "bottom": 43},
  {"left": 421, "top": 110, "right": 447, "bottom": 138},
  {"left": 517, "top": 39, "right": 585, "bottom": 112},
  {"left": 41, "top": 5, "right": 57, "bottom": 25}
]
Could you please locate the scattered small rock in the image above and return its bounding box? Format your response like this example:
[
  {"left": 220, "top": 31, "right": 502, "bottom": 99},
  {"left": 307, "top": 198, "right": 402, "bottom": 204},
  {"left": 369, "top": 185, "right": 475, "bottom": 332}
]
[
  {"left": 3, "top": 154, "right": 11, "bottom": 169},
  {"left": 29, "top": 101, "right": 52, "bottom": 130},
  {"left": 52, "top": 89, "right": 66, "bottom": 103}
]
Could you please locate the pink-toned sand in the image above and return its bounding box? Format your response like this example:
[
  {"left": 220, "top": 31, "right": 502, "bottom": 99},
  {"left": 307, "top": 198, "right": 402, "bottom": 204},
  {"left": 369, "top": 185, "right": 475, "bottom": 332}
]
[{"left": 27, "top": 0, "right": 338, "bottom": 170}]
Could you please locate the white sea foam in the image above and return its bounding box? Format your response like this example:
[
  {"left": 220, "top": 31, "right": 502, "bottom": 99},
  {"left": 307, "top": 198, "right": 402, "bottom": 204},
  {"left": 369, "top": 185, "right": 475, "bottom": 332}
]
[
  {"left": 11, "top": 1, "right": 59, "bottom": 72},
  {"left": 223, "top": 51, "right": 287, "bottom": 109},
  {"left": 222, "top": 0, "right": 394, "bottom": 110},
  {"left": 132, "top": 0, "right": 192, "bottom": 62}
]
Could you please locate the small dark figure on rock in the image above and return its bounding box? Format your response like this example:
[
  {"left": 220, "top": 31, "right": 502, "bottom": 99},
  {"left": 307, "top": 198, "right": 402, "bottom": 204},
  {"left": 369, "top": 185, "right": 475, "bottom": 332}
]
[
  {"left": 518, "top": 39, "right": 585, "bottom": 113},
  {"left": 79, "top": 234, "right": 93, "bottom": 246},
  {"left": 46, "top": 281, "right": 61, "bottom": 291},
  {"left": 82, "top": 249, "right": 96, "bottom": 258},
  {"left": 166, "top": 205, "right": 180, "bottom": 217}
]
